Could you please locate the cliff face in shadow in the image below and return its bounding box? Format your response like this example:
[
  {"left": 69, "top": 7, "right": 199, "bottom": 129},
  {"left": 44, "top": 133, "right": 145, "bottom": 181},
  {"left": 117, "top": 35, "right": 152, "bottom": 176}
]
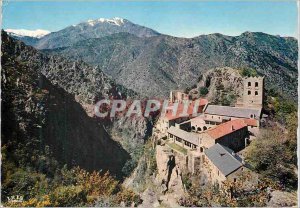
[
  {"left": 1, "top": 32, "right": 130, "bottom": 178},
  {"left": 40, "top": 77, "right": 130, "bottom": 176}
]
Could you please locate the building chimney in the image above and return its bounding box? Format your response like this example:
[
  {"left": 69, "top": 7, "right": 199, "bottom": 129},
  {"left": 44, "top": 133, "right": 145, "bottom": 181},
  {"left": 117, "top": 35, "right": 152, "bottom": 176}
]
[{"left": 231, "top": 125, "right": 235, "bottom": 131}]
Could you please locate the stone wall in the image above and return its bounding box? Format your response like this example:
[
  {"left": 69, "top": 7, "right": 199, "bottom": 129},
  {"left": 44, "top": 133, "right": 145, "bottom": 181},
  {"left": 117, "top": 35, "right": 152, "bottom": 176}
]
[
  {"left": 242, "top": 77, "right": 264, "bottom": 108},
  {"left": 216, "top": 126, "right": 248, "bottom": 152}
]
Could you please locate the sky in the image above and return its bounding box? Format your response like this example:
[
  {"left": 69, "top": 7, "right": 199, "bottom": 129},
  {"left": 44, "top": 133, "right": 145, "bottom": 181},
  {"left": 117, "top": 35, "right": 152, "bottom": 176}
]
[{"left": 2, "top": 1, "right": 298, "bottom": 38}]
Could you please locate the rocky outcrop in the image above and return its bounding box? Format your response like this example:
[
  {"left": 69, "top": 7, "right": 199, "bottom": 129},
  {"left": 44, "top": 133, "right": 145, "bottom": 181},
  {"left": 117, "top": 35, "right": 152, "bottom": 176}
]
[
  {"left": 189, "top": 67, "right": 244, "bottom": 105},
  {"left": 138, "top": 145, "right": 185, "bottom": 207}
]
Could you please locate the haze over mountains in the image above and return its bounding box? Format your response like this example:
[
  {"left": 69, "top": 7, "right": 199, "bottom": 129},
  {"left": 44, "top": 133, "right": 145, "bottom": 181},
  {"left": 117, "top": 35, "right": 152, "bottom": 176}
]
[{"left": 7, "top": 17, "right": 298, "bottom": 99}]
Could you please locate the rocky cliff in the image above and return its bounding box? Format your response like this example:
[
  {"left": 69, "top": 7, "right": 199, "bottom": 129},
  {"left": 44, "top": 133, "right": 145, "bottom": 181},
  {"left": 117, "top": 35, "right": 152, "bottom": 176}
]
[
  {"left": 1, "top": 32, "right": 131, "bottom": 178},
  {"left": 189, "top": 67, "right": 244, "bottom": 105}
]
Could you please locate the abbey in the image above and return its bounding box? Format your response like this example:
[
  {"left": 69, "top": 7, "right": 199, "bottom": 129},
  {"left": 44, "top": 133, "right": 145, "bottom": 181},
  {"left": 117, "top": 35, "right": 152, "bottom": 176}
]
[{"left": 154, "top": 76, "right": 264, "bottom": 185}]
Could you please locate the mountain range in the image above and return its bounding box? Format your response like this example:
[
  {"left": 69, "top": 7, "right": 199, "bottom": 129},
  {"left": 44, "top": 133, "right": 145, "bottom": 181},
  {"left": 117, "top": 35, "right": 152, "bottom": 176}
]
[
  {"left": 7, "top": 17, "right": 298, "bottom": 99},
  {"left": 6, "top": 17, "right": 160, "bottom": 49}
]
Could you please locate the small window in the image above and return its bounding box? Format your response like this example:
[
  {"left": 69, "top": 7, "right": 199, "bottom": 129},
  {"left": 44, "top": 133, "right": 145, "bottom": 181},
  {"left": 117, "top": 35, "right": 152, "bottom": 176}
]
[
  {"left": 255, "top": 91, "right": 258, "bottom": 96},
  {"left": 202, "top": 155, "right": 205, "bottom": 162},
  {"left": 234, "top": 178, "right": 237, "bottom": 182},
  {"left": 248, "top": 91, "right": 251, "bottom": 95},
  {"left": 255, "top": 82, "right": 258, "bottom": 87},
  {"left": 248, "top": 82, "right": 251, "bottom": 87},
  {"left": 203, "top": 126, "right": 207, "bottom": 131}
]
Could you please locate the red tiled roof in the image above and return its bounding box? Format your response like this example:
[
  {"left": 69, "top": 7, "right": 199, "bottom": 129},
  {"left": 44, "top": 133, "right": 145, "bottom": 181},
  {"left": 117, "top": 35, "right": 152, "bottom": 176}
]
[
  {"left": 199, "top": 98, "right": 208, "bottom": 106},
  {"left": 206, "top": 119, "right": 247, "bottom": 140},
  {"left": 164, "top": 99, "right": 208, "bottom": 120},
  {"left": 243, "top": 118, "right": 258, "bottom": 127}
]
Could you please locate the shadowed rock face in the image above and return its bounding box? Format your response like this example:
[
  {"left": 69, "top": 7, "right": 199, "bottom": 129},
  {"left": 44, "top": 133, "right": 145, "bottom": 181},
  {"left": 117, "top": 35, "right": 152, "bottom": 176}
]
[
  {"left": 165, "top": 155, "right": 176, "bottom": 191},
  {"left": 1, "top": 32, "right": 130, "bottom": 178},
  {"left": 40, "top": 77, "right": 130, "bottom": 176},
  {"left": 42, "top": 31, "right": 297, "bottom": 99}
]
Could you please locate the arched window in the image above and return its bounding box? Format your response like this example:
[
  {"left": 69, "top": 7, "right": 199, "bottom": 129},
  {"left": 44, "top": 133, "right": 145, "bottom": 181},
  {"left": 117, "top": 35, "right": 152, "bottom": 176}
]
[
  {"left": 255, "top": 91, "right": 258, "bottom": 95},
  {"left": 197, "top": 127, "right": 201, "bottom": 132},
  {"left": 248, "top": 82, "right": 251, "bottom": 87},
  {"left": 248, "top": 90, "right": 251, "bottom": 95},
  {"left": 250, "top": 114, "right": 254, "bottom": 118},
  {"left": 255, "top": 82, "right": 258, "bottom": 87},
  {"left": 203, "top": 126, "right": 207, "bottom": 131},
  {"left": 192, "top": 126, "right": 195, "bottom": 131}
]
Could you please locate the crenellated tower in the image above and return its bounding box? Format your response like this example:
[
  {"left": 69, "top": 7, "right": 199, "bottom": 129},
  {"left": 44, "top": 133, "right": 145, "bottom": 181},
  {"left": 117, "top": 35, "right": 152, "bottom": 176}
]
[{"left": 241, "top": 76, "right": 264, "bottom": 108}]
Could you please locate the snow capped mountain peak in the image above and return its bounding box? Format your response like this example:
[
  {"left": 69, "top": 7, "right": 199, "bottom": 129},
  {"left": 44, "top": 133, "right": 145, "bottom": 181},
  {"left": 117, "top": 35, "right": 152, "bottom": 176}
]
[
  {"left": 85, "top": 17, "right": 126, "bottom": 27},
  {"left": 5, "top": 29, "right": 50, "bottom": 38}
]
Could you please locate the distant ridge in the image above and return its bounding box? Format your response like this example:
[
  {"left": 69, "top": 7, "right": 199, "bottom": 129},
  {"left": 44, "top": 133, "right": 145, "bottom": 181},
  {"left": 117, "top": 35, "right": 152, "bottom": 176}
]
[
  {"left": 5, "top": 29, "right": 50, "bottom": 38},
  {"left": 43, "top": 31, "right": 298, "bottom": 99}
]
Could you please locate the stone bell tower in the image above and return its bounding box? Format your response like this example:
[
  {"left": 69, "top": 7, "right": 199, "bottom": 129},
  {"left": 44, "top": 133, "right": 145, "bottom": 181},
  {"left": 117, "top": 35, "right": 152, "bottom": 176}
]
[{"left": 241, "top": 76, "right": 264, "bottom": 109}]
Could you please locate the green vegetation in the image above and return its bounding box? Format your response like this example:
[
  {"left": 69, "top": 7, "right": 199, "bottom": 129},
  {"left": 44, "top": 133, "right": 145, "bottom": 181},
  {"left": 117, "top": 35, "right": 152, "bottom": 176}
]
[
  {"left": 1, "top": 131, "right": 141, "bottom": 207},
  {"left": 221, "top": 92, "right": 236, "bottom": 106},
  {"left": 240, "top": 67, "right": 258, "bottom": 77},
  {"left": 272, "top": 98, "right": 296, "bottom": 124},
  {"left": 198, "top": 74, "right": 203, "bottom": 82},
  {"left": 179, "top": 172, "right": 273, "bottom": 207},
  {"left": 167, "top": 142, "right": 187, "bottom": 155},
  {"left": 184, "top": 87, "right": 191, "bottom": 94},
  {"left": 245, "top": 127, "right": 297, "bottom": 190},
  {"left": 1, "top": 133, "right": 139, "bottom": 207},
  {"left": 199, "top": 86, "right": 209, "bottom": 96},
  {"left": 245, "top": 88, "right": 298, "bottom": 190},
  {"left": 265, "top": 88, "right": 297, "bottom": 124},
  {"left": 191, "top": 84, "right": 197, "bottom": 89},
  {"left": 1, "top": 48, "right": 141, "bottom": 207}
]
